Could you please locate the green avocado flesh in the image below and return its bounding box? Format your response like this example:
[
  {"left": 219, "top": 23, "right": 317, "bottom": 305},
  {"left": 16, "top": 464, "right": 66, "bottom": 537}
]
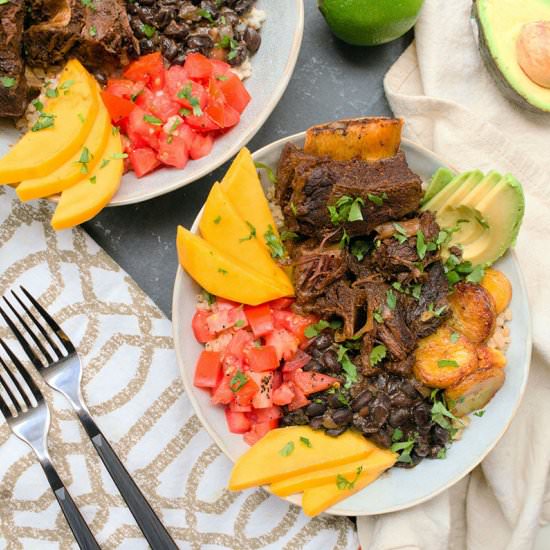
[
  {"left": 421, "top": 167, "right": 455, "bottom": 205},
  {"left": 421, "top": 169, "right": 525, "bottom": 267},
  {"left": 474, "top": 0, "right": 550, "bottom": 113}
]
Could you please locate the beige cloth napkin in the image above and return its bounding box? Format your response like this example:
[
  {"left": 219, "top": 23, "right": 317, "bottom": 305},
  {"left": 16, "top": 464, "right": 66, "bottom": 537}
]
[
  {"left": 0, "top": 185, "right": 358, "bottom": 549},
  {"left": 357, "top": 1, "right": 550, "bottom": 549}
]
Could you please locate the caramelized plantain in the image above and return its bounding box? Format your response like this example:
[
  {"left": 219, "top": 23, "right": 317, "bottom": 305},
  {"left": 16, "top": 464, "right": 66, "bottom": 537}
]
[
  {"left": 477, "top": 345, "right": 507, "bottom": 371},
  {"left": 445, "top": 366, "right": 505, "bottom": 417},
  {"left": 481, "top": 268, "right": 512, "bottom": 314},
  {"left": 413, "top": 325, "right": 478, "bottom": 388},
  {"left": 304, "top": 117, "right": 403, "bottom": 161},
  {"left": 448, "top": 282, "right": 497, "bottom": 344}
]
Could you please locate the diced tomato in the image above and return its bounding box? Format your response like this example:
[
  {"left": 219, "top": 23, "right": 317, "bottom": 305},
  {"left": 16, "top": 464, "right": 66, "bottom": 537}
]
[
  {"left": 105, "top": 78, "right": 144, "bottom": 100},
  {"left": 100, "top": 91, "right": 135, "bottom": 123},
  {"left": 211, "top": 372, "right": 234, "bottom": 405},
  {"left": 216, "top": 298, "right": 240, "bottom": 311},
  {"left": 246, "top": 346, "right": 279, "bottom": 372},
  {"left": 206, "top": 306, "right": 247, "bottom": 333},
  {"left": 163, "top": 64, "right": 189, "bottom": 96},
  {"left": 127, "top": 106, "right": 160, "bottom": 150},
  {"left": 221, "top": 353, "right": 243, "bottom": 375},
  {"left": 292, "top": 369, "right": 339, "bottom": 395},
  {"left": 244, "top": 304, "right": 273, "bottom": 338},
  {"left": 124, "top": 52, "right": 165, "bottom": 90},
  {"left": 192, "top": 309, "right": 216, "bottom": 343},
  {"left": 287, "top": 382, "right": 311, "bottom": 411},
  {"left": 248, "top": 371, "right": 273, "bottom": 409},
  {"left": 157, "top": 132, "right": 189, "bottom": 169},
  {"left": 250, "top": 406, "right": 282, "bottom": 423},
  {"left": 172, "top": 80, "right": 208, "bottom": 112},
  {"left": 205, "top": 99, "right": 240, "bottom": 129},
  {"left": 189, "top": 133, "right": 214, "bottom": 160},
  {"left": 264, "top": 329, "right": 299, "bottom": 362},
  {"left": 225, "top": 410, "right": 251, "bottom": 434},
  {"left": 216, "top": 73, "right": 251, "bottom": 113},
  {"left": 229, "top": 400, "right": 252, "bottom": 413},
  {"left": 148, "top": 91, "right": 180, "bottom": 123},
  {"left": 128, "top": 147, "right": 161, "bottom": 178},
  {"left": 185, "top": 112, "right": 220, "bottom": 132},
  {"left": 184, "top": 52, "right": 213, "bottom": 80},
  {"left": 226, "top": 330, "right": 254, "bottom": 358},
  {"left": 243, "top": 419, "right": 278, "bottom": 446},
  {"left": 282, "top": 349, "right": 311, "bottom": 373},
  {"left": 194, "top": 350, "right": 221, "bottom": 388},
  {"left": 233, "top": 376, "right": 259, "bottom": 407},
  {"left": 272, "top": 310, "right": 317, "bottom": 345},
  {"left": 272, "top": 382, "right": 295, "bottom": 406},
  {"left": 268, "top": 298, "right": 295, "bottom": 310},
  {"left": 210, "top": 59, "right": 232, "bottom": 78}
]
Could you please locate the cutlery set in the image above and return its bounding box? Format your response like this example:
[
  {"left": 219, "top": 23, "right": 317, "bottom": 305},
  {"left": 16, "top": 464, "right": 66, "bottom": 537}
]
[{"left": 0, "top": 287, "right": 177, "bottom": 549}]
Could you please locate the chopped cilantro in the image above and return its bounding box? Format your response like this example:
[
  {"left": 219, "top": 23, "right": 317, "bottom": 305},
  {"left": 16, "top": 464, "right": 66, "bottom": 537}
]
[
  {"left": 393, "top": 223, "right": 408, "bottom": 244},
  {"left": 89, "top": 175, "right": 97, "bottom": 184},
  {"left": 254, "top": 161, "right": 277, "bottom": 184},
  {"left": 411, "top": 284, "right": 422, "bottom": 300},
  {"left": 216, "top": 74, "right": 229, "bottom": 81},
  {"left": 264, "top": 225, "right": 284, "bottom": 258},
  {"left": 89, "top": 25, "right": 97, "bottom": 37},
  {"left": 111, "top": 152, "right": 128, "bottom": 159},
  {"left": 197, "top": 8, "right": 215, "bottom": 22},
  {"left": 328, "top": 195, "right": 365, "bottom": 224},
  {"left": 279, "top": 441, "right": 295, "bottom": 457},
  {"left": 100, "top": 158, "right": 110, "bottom": 169},
  {"left": 336, "top": 467, "right": 363, "bottom": 490},
  {"left": 0, "top": 76, "right": 15, "bottom": 88},
  {"left": 391, "top": 435, "right": 416, "bottom": 464},
  {"left": 281, "top": 230, "right": 299, "bottom": 241},
  {"left": 230, "top": 371, "right": 248, "bottom": 392},
  {"left": 143, "top": 114, "right": 162, "bottom": 125},
  {"left": 438, "top": 359, "right": 459, "bottom": 368},
  {"left": 392, "top": 428, "right": 403, "bottom": 442},
  {"left": 214, "top": 215, "right": 222, "bottom": 224},
  {"left": 367, "top": 192, "right": 387, "bottom": 206},
  {"left": 299, "top": 436, "right": 312, "bottom": 448},
  {"left": 466, "top": 264, "right": 485, "bottom": 283},
  {"left": 437, "top": 448, "right": 447, "bottom": 459},
  {"left": 31, "top": 113, "right": 55, "bottom": 132},
  {"left": 351, "top": 239, "right": 370, "bottom": 261},
  {"left": 450, "top": 332, "right": 460, "bottom": 343},
  {"left": 239, "top": 221, "right": 257, "bottom": 242},
  {"left": 416, "top": 230, "right": 427, "bottom": 260},
  {"left": 78, "top": 147, "right": 91, "bottom": 174},
  {"left": 202, "top": 290, "right": 215, "bottom": 306},
  {"left": 304, "top": 319, "right": 341, "bottom": 338},
  {"left": 386, "top": 289, "right": 397, "bottom": 310},
  {"left": 431, "top": 400, "right": 461, "bottom": 432},
  {"left": 32, "top": 99, "right": 44, "bottom": 111},
  {"left": 234, "top": 319, "right": 245, "bottom": 328},
  {"left": 339, "top": 228, "right": 350, "bottom": 249},
  {"left": 369, "top": 344, "right": 387, "bottom": 366},
  {"left": 141, "top": 23, "right": 156, "bottom": 38},
  {"left": 337, "top": 345, "right": 357, "bottom": 388},
  {"left": 373, "top": 309, "right": 384, "bottom": 323},
  {"left": 474, "top": 410, "right": 486, "bottom": 417},
  {"left": 177, "top": 84, "right": 203, "bottom": 116},
  {"left": 290, "top": 202, "right": 297, "bottom": 216},
  {"left": 218, "top": 268, "right": 228, "bottom": 275},
  {"left": 45, "top": 87, "right": 58, "bottom": 98}
]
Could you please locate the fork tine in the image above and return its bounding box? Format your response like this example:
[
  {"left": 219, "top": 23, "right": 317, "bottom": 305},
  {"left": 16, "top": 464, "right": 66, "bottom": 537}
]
[
  {"left": 0, "top": 304, "right": 45, "bottom": 371},
  {"left": 3, "top": 295, "right": 56, "bottom": 363},
  {"left": 0, "top": 338, "right": 42, "bottom": 405},
  {"left": 19, "top": 287, "right": 75, "bottom": 354},
  {"left": 0, "top": 379, "right": 15, "bottom": 418},
  {"left": 0, "top": 356, "right": 25, "bottom": 413}
]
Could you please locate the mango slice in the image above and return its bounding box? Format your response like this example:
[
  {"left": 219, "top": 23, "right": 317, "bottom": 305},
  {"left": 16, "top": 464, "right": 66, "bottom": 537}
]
[
  {"left": 51, "top": 129, "right": 123, "bottom": 230},
  {"left": 17, "top": 91, "right": 111, "bottom": 201},
  {"left": 219, "top": 147, "right": 280, "bottom": 241},
  {"left": 301, "top": 448, "right": 396, "bottom": 517},
  {"left": 199, "top": 183, "right": 293, "bottom": 293},
  {"left": 177, "top": 226, "right": 293, "bottom": 305},
  {"left": 270, "top": 447, "right": 392, "bottom": 496},
  {"left": 228, "top": 426, "right": 375, "bottom": 491},
  {"left": 0, "top": 59, "right": 98, "bottom": 184}
]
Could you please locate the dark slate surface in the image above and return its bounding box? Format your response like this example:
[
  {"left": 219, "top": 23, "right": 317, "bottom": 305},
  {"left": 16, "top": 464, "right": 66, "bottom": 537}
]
[{"left": 83, "top": 2, "right": 413, "bottom": 317}]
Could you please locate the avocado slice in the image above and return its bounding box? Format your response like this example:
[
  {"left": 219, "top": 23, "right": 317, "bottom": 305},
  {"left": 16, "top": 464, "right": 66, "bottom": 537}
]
[
  {"left": 474, "top": 0, "right": 550, "bottom": 113},
  {"left": 422, "top": 167, "right": 456, "bottom": 205},
  {"left": 425, "top": 169, "right": 525, "bottom": 267}
]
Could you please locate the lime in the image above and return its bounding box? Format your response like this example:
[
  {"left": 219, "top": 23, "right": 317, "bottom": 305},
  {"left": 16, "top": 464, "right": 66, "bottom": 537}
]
[{"left": 318, "top": 0, "right": 424, "bottom": 46}]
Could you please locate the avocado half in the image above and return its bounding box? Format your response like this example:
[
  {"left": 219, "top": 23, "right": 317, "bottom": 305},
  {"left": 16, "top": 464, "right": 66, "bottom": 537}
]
[{"left": 473, "top": 0, "right": 550, "bottom": 113}]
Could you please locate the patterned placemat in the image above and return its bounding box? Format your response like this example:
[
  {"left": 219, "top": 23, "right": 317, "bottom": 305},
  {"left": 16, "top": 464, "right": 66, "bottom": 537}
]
[{"left": 0, "top": 186, "right": 358, "bottom": 549}]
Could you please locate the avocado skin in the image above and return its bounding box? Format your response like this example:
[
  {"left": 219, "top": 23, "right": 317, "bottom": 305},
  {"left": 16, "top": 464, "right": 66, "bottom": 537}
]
[{"left": 473, "top": 0, "right": 550, "bottom": 114}]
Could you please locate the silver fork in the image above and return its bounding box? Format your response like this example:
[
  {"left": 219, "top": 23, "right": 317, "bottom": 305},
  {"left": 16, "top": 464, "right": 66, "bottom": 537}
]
[
  {"left": 0, "top": 287, "right": 178, "bottom": 550},
  {"left": 0, "top": 338, "right": 100, "bottom": 549}
]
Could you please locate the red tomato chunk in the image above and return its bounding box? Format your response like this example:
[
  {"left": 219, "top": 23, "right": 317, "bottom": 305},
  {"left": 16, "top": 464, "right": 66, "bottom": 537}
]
[{"left": 103, "top": 52, "right": 252, "bottom": 178}]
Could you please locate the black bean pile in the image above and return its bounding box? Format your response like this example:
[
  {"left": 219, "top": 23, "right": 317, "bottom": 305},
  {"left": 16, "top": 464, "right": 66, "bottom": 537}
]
[
  {"left": 280, "top": 330, "right": 450, "bottom": 467},
  {"left": 127, "top": 0, "right": 262, "bottom": 66}
]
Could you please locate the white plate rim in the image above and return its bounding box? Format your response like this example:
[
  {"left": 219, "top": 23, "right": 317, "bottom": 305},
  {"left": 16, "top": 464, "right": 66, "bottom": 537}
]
[
  {"left": 172, "top": 132, "right": 532, "bottom": 516},
  {"left": 107, "top": 1, "right": 305, "bottom": 207}
]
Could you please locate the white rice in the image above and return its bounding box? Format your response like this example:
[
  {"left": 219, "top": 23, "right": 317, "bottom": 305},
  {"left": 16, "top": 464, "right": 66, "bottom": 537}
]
[{"left": 245, "top": 7, "right": 267, "bottom": 30}]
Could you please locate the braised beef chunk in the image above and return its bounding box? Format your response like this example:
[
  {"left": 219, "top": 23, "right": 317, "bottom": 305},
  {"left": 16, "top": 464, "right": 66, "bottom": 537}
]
[
  {"left": 0, "top": 0, "right": 28, "bottom": 117},
  {"left": 293, "top": 243, "right": 348, "bottom": 301},
  {"left": 277, "top": 151, "right": 422, "bottom": 239},
  {"left": 24, "top": 0, "right": 138, "bottom": 76}
]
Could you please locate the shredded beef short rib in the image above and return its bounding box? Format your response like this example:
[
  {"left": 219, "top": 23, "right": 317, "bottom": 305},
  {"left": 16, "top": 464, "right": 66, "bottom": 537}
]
[
  {"left": 24, "top": 0, "right": 138, "bottom": 76},
  {"left": 0, "top": 0, "right": 28, "bottom": 117}
]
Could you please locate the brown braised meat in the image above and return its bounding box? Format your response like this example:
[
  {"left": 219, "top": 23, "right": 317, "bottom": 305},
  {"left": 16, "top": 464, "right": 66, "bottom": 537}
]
[
  {"left": 24, "top": 0, "right": 138, "bottom": 77},
  {"left": 276, "top": 148, "right": 422, "bottom": 239},
  {"left": 0, "top": 0, "right": 28, "bottom": 117}
]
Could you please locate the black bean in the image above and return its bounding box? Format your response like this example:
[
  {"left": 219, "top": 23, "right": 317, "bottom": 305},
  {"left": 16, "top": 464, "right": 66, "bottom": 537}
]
[
  {"left": 200, "top": 0, "right": 219, "bottom": 18},
  {"left": 321, "top": 349, "right": 339, "bottom": 371},
  {"left": 178, "top": 5, "right": 201, "bottom": 21},
  {"left": 322, "top": 415, "right": 338, "bottom": 430},
  {"left": 309, "top": 416, "right": 325, "bottom": 430},
  {"left": 244, "top": 26, "right": 261, "bottom": 53},
  {"left": 431, "top": 425, "right": 450, "bottom": 446},
  {"left": 325, "top": 426, "right": 347, "bottom": 437},
  {"left": 413, "top": 403, "right": 432, "bottom": 428},
  {"left": 332, "top": 408, "right": 353, "bottom": 426},
  {"left": 131, "top": 17, "right": 148, "bottom": 39},
  {"left": 303, "top": 359, "right": 324, "bottom": 373},
  {"left": 164, "top": 20, "right": 190, "bottom": 40},
  {"left": 327, "top": 393, "right": 346, "bottom": 409},
  {"left": 370, "top": 427, "right": 392, "bottom": 449},
  {"left": 351, "top": 390, "right": 372, "bottom": 412},
  {"left": 311, "top": 333, "right": 333, "bottom": 351},
  {"left": 305, "top": 402, "right": 326, "bottom": 417},
  {"left": 388, "top": 407, "right": 410, "bottom": 427},
  {"left": 401, "top": 380, "right": 420, "bottom": 399},
  {"left": 140, "top": 0, "right": 155, "bottom": 5},
  {"left": 137, "top": 6, "right": 156, "bottom": 26},
  {"left": 161, "top": 37, "right": 179, "bottom": 62},
  {"left": 220, "top": 8, "right": 240, "bottom": 26},
  {"left": 233, "top": 0, "right": 254, "bottom": 15},
  {"left": 390, "top": 390, "right": 413, "bottom": 408},
  {"left": 187, "top": 34, "right": 214, "bottom": 52},
  {"left": 227, "top": 43, "right": 247, "bottom": 66},
  {"left": 155, "top": 8, "right": 175, "bottom": 30},
  {"left": 139, "top": 38, "right": 156, "bottom": 54}
]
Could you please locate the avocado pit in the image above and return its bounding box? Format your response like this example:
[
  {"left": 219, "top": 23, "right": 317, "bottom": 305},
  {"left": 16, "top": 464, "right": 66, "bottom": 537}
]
[{"left": 517, "top": 21, "right": 550, "bottom": 88}]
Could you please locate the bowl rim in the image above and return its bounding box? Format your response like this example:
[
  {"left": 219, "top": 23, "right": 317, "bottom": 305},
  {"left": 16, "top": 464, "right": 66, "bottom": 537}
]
[
  {"left": 171, "top": 132, "right": 533, "bottom": 516},
  {"left": 107, "top": 0, "right": 305, "bottom": 207}
]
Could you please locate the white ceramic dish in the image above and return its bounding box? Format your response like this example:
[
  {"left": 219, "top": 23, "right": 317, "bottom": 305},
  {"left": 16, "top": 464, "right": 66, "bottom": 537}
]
[
  {"left": 172, "top": 133, "right": 532, "bottom": 516},
  {"left": 0, "top": 0, "right": 304, "bottom": 206}
]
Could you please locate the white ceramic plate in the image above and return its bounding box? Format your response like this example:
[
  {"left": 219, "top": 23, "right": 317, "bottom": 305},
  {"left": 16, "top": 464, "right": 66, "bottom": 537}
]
[
  {"left": 172, "top": 133, "right": 532, "bottom": 516},
  {"left": 0, "top": 0, "right": 304, "bottom": 206}
]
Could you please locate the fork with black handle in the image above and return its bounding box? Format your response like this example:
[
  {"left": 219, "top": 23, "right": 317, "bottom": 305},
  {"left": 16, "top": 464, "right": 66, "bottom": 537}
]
[
  {"left": 0, "top": 287, "right": 178, "bottom": 550},
  {"left": 0, "top": 338, "right": 100, "bottom": 550}
]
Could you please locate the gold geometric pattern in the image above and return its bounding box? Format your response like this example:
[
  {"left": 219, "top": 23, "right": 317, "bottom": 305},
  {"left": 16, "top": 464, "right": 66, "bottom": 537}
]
[{"left": 0, "top": 186, "right": 358, "bottom": 549}]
